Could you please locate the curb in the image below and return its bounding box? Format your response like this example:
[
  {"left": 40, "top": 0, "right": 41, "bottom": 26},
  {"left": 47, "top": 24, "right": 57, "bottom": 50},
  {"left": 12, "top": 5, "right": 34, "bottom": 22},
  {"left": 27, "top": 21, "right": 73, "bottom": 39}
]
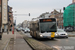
[{"left": 23, "top": 35, "right": 53, "bottom": 50}]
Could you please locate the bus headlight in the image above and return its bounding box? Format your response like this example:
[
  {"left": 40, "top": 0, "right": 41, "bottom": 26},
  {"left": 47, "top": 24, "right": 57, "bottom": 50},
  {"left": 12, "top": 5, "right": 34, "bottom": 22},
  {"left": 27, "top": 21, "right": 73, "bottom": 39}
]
[
  {"left": 55, "top": 34, "right": 58, "bottom": 36},
  {"left": 40, "top": 35, "right": 43, "bottom": 37}
]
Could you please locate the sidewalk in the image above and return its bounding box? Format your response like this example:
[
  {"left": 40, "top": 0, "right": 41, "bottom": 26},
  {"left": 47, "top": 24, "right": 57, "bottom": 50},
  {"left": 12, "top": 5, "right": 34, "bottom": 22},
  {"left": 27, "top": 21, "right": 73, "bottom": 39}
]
[
  {"left": 13, "top": 31, "right": 32, "bottom": 50},
  {"left": 0, "top": 31, "right": 32, "bottom": 50},
  {"left": 0, "top": 32, "right": 14, "bottom": 50}
]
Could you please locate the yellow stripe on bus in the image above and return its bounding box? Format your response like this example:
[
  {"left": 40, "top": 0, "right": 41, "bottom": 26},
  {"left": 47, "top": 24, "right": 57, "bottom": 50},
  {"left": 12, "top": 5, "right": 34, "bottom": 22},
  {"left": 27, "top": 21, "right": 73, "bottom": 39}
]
[{"left": 51, "top": 32, "right": 55, "bottom": 38}]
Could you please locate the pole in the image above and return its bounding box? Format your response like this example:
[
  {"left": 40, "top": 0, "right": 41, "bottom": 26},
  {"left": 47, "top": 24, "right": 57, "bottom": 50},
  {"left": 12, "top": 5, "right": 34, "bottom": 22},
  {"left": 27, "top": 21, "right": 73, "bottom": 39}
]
[
  {"left": 7, "top": 5, "right": 9, "bottom": 34},
  {"left": 12, "top": 26, "right": 14, "bottom": 34},
  {"left": 0, "top": 0, "right": 2, "bottom": 40},
  {"left": 73, "top": 6, "right": 74, "bottom": 31}
]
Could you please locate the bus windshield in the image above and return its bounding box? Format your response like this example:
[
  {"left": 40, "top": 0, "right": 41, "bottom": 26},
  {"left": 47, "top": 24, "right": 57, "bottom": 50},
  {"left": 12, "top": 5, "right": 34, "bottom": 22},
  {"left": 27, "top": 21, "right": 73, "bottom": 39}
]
[{"left": 39, "top": 22, "right": 57, "bottom": 33}]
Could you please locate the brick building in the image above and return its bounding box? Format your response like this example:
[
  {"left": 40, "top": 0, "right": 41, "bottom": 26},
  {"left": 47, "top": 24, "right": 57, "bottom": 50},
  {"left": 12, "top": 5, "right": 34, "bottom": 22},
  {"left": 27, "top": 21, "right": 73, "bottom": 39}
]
[
  {"left": 72, "top": 0, "right": 75, "bottom": 3},
  {"left": 0, "top": 0, "right": 2, "bottom": 32},
  {"left": 0, "top": 0, "right": 1, "bottom": 4},
  {"left": 49, "top": 9, "right": 63, "bottom": 29}
]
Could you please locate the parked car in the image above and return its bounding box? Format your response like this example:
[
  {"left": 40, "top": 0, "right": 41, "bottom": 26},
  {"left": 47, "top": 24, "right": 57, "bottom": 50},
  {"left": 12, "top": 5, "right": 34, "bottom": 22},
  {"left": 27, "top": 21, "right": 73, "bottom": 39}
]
[
  {"left": 24, "top": 28, "right": 30, "bottom": 33},
  {"left": 56, "top": 29, "right": 68, "bottom": 38},
  {"left": 65, "top": 27, "right": 73, "bottom": 32},
  {"left": 19, "top": 27, "right": 23, "bottom": 30},
  {"left": 16, "top": 28, "right": 21, "bottom": 31},
  {"left": 22, "top": 28, "right": 25, "bottom": 31}
]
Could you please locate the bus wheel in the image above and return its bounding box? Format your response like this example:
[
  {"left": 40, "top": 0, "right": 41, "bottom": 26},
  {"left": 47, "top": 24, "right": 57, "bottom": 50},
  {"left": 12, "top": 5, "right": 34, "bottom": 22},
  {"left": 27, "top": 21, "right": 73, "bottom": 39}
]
[
  {"left": 32, "top": 36, "right": 35, "bottom": 38},
  {"left": 0, "top": 35, "right": 2, "bottom": 40},
  {"left": 51, "top": 38, "right": 54, "bottom": 40}
]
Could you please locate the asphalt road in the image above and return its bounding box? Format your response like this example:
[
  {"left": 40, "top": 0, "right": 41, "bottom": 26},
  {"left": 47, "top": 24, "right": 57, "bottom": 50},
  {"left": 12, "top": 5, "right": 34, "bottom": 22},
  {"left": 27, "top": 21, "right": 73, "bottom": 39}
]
[
  {"left": 39, "top": 37, "right": 75, "bottom": 50},
  {"left": 67, "top": 32, "right": 75, "bottom": 35},
  {"left": 21, "top": 31, "right": 75, "bottom": 50}
]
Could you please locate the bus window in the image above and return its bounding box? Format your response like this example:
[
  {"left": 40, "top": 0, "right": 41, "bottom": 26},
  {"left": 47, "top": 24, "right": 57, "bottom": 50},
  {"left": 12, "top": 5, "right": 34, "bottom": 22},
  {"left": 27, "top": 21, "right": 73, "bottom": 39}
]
[{"left": 39, "top": 18, "right": 57, "bottom": 32}]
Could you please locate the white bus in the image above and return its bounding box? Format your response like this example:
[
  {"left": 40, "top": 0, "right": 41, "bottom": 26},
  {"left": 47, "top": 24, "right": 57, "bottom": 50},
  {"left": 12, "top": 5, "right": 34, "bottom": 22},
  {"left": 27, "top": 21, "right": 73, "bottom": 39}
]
[{"left": 30, "top": 18, "right": 58, "bottom": 39}]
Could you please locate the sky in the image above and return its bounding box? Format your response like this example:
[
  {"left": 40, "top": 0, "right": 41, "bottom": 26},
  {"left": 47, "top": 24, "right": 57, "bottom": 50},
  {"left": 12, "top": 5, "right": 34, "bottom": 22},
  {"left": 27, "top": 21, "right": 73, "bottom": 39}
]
[{"left": 8, "top": 0, "right": 72, "bottom": 25}]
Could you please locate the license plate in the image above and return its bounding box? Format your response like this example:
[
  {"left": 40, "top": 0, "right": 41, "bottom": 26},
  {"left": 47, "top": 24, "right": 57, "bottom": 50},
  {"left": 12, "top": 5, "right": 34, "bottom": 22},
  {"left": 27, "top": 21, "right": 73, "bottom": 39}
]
[{"left": 51, "top": 32, "right": 55, "bottom": 37}]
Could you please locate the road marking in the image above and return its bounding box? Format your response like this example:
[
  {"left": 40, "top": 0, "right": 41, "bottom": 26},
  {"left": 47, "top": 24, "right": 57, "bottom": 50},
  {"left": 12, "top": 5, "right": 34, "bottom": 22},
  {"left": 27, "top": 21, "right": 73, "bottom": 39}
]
[
  {"left": 3, "top": 40, "right": 10, "bottom": 50},
  {"left": 52, "top": 46, "right": 66, "bottom": 50},
  {"left": 52, "top": 46, "right": 75, "bottom": 50}
]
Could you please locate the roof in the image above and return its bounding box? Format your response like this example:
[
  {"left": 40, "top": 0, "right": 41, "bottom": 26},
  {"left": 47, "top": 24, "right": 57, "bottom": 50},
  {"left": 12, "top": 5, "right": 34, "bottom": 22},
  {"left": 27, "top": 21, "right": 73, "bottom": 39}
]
[{"left": 51, "top": 9, "right": 59, "bottom": 14}]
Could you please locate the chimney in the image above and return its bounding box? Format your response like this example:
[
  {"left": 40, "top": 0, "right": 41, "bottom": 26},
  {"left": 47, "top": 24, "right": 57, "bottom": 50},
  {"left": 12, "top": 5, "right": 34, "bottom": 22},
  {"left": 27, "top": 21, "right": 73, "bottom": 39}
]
[{"left": 72, "top": 0, "right": 75, "bottom": 3}]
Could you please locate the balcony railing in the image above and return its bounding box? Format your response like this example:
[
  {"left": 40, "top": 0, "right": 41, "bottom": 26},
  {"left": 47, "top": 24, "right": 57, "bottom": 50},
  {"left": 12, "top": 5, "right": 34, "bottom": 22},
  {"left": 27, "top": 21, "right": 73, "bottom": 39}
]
[{"left": 9, "top": 10, "right": 13, "bottom": 13}]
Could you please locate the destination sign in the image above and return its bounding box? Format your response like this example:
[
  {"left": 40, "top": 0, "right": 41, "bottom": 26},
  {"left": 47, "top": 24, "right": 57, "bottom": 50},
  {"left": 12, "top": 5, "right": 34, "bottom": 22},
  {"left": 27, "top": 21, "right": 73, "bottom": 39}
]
[{"left": 40, "top": 18, "right": 56, "bottom": 22}]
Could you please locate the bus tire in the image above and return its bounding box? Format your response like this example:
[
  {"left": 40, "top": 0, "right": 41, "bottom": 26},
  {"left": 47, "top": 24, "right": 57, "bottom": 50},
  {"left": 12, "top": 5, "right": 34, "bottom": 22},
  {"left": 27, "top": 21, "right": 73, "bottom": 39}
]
[
  {"left": 51, "top": 38, "right": 54, "bottom": 40},
  {"left": 32, "top": 36, "right": 34, "bottom": 38},
  {"left": 0, "top": 35, "right": 2, "bottom": 40}
]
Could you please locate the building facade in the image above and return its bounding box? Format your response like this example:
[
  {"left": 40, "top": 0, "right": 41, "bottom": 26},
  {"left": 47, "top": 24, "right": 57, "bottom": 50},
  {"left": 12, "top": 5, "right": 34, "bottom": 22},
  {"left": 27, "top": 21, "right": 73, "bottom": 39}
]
[
  {"left": 22, "top": 20, "right": 30, "bottom": 28},
  {"left": 8, "top": 6, "right": 13, "bottom": 31},
  {"left": 39, "top": 12, "right": 51, "bottom": 18},
  {"left": 49, "top": 9, "right": 63, "bottom": 29},
  {"left": 2, "top": 0, "right": 8, "bottom": 32},
  {"left": 0, "top": 0, "right": 2, "bottom": 32},
  {"left": 72, "top": 0, "right": 75, "bottom": 3},
  {"left": 0, "top": 0, "right": 13, "bottom": 32}
]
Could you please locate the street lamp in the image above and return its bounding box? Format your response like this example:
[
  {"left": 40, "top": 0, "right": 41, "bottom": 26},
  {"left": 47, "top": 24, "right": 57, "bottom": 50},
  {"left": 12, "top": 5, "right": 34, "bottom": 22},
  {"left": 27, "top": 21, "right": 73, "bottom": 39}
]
[{"left": 14, "top": 17, "right": 17, "bottom": 27}]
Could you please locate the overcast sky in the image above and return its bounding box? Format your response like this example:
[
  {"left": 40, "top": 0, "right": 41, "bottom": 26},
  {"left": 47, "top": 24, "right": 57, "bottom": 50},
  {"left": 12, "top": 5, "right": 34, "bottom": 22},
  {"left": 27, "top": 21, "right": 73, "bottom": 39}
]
[{"left": 8, "top": 0, "right": 72, "bottom": 25}]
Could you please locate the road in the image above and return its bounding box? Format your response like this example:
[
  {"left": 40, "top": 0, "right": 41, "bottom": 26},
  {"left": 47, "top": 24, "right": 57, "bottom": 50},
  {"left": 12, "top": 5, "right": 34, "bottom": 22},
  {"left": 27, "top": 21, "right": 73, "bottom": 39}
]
[
  {"left": 67, "top": 32, "right": 75, "bottom": 35},
  {"left": 39, "top": 37, "right": 75, "bottom": 50},
  {"left": 21, "top": 31, "right": 75, "bottom": 50}
]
